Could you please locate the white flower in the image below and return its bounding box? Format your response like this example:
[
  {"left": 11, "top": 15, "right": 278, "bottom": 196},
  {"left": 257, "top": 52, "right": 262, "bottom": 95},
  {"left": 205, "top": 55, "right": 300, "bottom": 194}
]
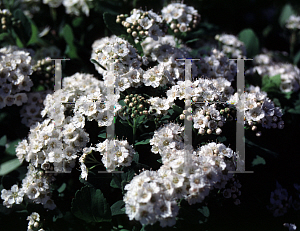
[{"left": 140, "top": 17, "right": 153, "bottom": 30}]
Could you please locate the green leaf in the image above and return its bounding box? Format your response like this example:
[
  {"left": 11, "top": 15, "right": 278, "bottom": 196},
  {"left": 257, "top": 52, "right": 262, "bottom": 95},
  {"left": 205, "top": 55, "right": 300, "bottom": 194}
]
[
  {"left": 238, "top": 28, "right": 259, "bottom": 58},
  {"left": 61, "top": 24, "right": 79, "bottom": 59},
  {"left": 216, "top": 136, "right": 226, "bottom": 143},
  {"left": 90, "top": 59, "right": 107, "bottom": 71},
  {"left": 26, "top": 19, "right": 39, "bottom": 46},
  {"left": 185, "top": 38, "right": 200, "bottom": 44},
  {"left": 13, "top": 9, "right": 31, "bottom": 43},
  {"left": 71, "top": 186, "right": 112, "bottom": 223},
  {"left": 5, "top": 139, "right": 21, "bottom": 155},
  {"left": 0, "top": 33, "right": 9, "bottom": 41},
  {"left": 261, "top": 74, "right": 281, "bottom": 92},
  {"left": 134, "top": 115, "right": 147, "bottom": 127},
  {"left": 197, "top": 206, "right": 210, "bottom": 218},
  {"left": 252, "top": 155, "right": 266, "bottom": 166},
  {"left": 110, "top": 200, "right": 126, "bottom": 216},
  {"left": 157, "top": 159, "right": 162, "bottom": 164},
  {"left": 135, "top": 139, "right": 150, "bottom": 145},
  {"left": 103, "top": 12, "right": 126, "bottom": 37},
  {"left": 173, "top": 105, "right": 183, "bottom": 114},
  {"left": 245, "top": 138, "right": 279, "bottom": 158},
  {"left": 133, "top": 152, "right": 139, "bottom": 163},
  {"left": 57, "top": 183, "right": 67, "bottom": 193},
  {"left": 118, "top": 99, "right": 126, "bottom": 107},
  {"left": 279, "top": 4, "right": 296, "bottom": 28},
  {"left": 72, "top": 17, "right": 84, "bottom": 27},
  {"left": 0, "top": 136, "right": 7, "bottom": 146},
  {"left": 294, "top": 50, "right": 300, "bottom": 65},
  {"left": 0, "top": 158, "right": 22, "bottom": 176}
]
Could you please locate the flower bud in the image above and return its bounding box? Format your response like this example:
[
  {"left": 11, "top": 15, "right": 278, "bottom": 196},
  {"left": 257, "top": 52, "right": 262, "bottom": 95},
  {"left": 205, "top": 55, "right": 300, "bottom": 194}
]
[
  {"left": 116, "top": 18, "right": 121, "bottom": 23},
  {"left": 256, "top": 131, "right": 261, "bottom": 137},
  {"left": 143, "top": 110, "right": 148, "bottom": 115},
  {"left": 170, "top": 23, "right": 176, "bottom": 29},
  {"left": 137, "top": 26, "right": 142, "bottom": 30},
  {"left": 132, "top": 31, "right": 137, "bottom": 37},
  {"left": 216, "top": 128, "right": 222, "bottom": 135},
  {"left": 199, "top": 128, "right": 205, "bottom": 134},
  {"left": 206, "top": 115, "right": 210, "bottom": 120},
  {"left": 251, "top": 126, "right": 257, "bottom": 131},
  {"left": 127, "top": 28, "right": 131, "bottom": 33},
  {"left": 174, "top": 29, "right": 178, "bottom": 33},
  {"left": 207, "top": 129, "right": 212, "bottom": 134},
  {"left": 129, "top": 102, "right": 134, "bottom": 107},
  {"left": 139, "top": 31, "right": 144, "bottom": 36},
  {"left": 180, "top": 114, "right": 185, "bottom": 120}
]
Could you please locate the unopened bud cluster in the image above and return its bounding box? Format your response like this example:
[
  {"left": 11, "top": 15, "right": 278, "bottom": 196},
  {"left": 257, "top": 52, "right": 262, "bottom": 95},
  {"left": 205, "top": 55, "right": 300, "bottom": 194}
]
[
  {"left": 116, "top": 8, "right": 166, "bottom": 42},
  {"left": 161, "top": 3, "right": 200, "bottom": 33},
  {"left": 118, "top": 93, "right": 151, "bottom": 119},
  {"left": 32, "top": 58, "right": 55, "bottom": 86},
  {"left": 0, "top": 9, "right": 20, "bottom": 31}
]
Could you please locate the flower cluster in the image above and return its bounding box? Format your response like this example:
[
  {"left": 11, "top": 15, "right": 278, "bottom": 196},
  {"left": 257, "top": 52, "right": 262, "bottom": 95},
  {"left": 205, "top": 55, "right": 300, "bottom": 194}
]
[
  {"left": 42, "top": 0, "right": 91, "bottom": 16},
  {"left": 192, "top": 103, "right": 226, "bottom": 135},
  {"left": 247, "top": 53, "right": 300, "bottom": 93},
  {"left": 286, "top": 15, "right": 300, "bottom": 30},
  {"left": 215, "top": 34, "right": 246, "bottom": 59},
  {"left": 0, "top": 46, "right": 34, "bottom": 108},
  {"left": 95, "top": 139, "right": 135, "bottom": 172},
  {"left": 283, "top": 223, "right": 298, "bottom": 231},
  {"left": 42, "top": 72, "right": 121, "bottom": 127},
  {"left": 197, "top": 49, "right": 237, "bottom": 82},
  {"left": 161, "top": 3, "right": 200, "bottom": 33},
  {"left": 126, "top": 123, "right": 236, "bottom": 227},
  {"left": 91, "top": 35, "right": 143, "bottom": 91},
  {"left": 27, "top": 212, "right": 44, "bottom": 231},
  {"left": 228, "top": 85, "right": 284, "bottom": 136},
  {"left": 117, "top": 8, "right": 166, "bottom": 42},
  {"left": 20, "top": 91, "right": 52, "bottom": 127},
  {"left": 1, "top": 164, "right": 55, "bottom": 210}
]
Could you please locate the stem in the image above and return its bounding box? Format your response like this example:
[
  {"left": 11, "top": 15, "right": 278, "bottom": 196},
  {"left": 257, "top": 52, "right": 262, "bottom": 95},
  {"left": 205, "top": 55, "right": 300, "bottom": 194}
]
[{"left": 132, "top": 118, "right": 137, "bottom": 147}]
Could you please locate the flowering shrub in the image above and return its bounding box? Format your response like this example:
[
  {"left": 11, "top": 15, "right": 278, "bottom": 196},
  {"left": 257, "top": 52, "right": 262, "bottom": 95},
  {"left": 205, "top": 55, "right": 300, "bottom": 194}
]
[{"left": 0, "top": 1, "right": 300, "bottom": 231}]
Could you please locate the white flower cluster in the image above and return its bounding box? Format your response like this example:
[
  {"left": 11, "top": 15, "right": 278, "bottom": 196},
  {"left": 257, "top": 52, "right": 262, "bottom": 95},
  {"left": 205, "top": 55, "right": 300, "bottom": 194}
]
[
  {"left": 42, "top": 0, "right": 91, "bottom": 16},
  {"left": 95, "top": 139, "right": 135, "bottom": 172},
  {"left": 283, "top": 223, "right": 298, "bottom": 231},
  {"left": 247, "top": 54, "right": 300, "bottom": 93},
  {"left": 91, "top": 35, "right": 143, "bottom": 91},
  {"left": 15, "top": 117, "right": 88, "bottom": 173},
  {"left": 198, "top": 49, "right": 237, "bottom": 82},
  {"left": 20, "top": 91, "right": 52, "bottom": 127},
  {"left": 166, "top": 77, "right": 234, "bottom": 103},
  {"left": 0, "top": 46, "right": 34, "bottom": 109},
  {"left": 126, "top": 123, "right": 235, "bottom": 227},
  {"left": 228, "top": 85, "right": 284, "bottom": 134},
  {"left": 141, "top": 35, "right": 177, "bottom": 57},
  {"left": 286, "top": 15, "right": 300, "bottom": 30},
  {"left": 161, "top": 3, "right": 200, "bottom": 33},
  {"left": 147, "top": 96, "right": 174, "bottom": 116},
  {"left": 42, "top": 72, "right": 120, "bottom": 127},
  {"left": 192, "top": 104, "right": 226, "bottom": 135},
  {"left": 119, "top": 8, "right": 165, "bottom": 41},
  {"left": 123, "top": 168, "right": 180, "bottom": 227},
  {"left": 27, "top": 212, "right": 45, "bottom": 231},
  {"left": 1, "top": 164, "right": 55, "bottom": 210},
  {"left": 142, "top": 40, "right": 198, "bottom": 84},
  {"left": 215, "top": 34, "right": 246, "bottom": 59}
]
